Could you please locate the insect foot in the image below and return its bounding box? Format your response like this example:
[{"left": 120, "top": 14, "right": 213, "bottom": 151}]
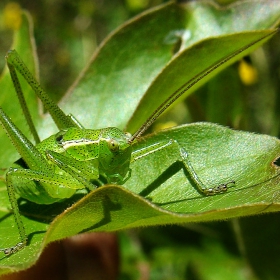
[
  {"left": 0, "top": 239, "right": 27, "bottom": 256},
  {"left": 202, "top": 180, "right": 235, "bottom": 196}
]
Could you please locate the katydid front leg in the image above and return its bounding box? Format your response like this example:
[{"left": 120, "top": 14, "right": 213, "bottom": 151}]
[{"left": 132, "top": 139, "right": 235, "bottom": 195}]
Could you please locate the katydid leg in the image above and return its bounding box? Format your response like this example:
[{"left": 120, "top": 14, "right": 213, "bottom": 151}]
[
  {"left": 132, "top": 139, "right": 235, "bottom": 195},
  {"left": 0, "top": 172, "right": 27, "bottom": 255},
  {"left": 7, "top": 61, "right": 40, "bottom": 144},
  {"left": 68, "top": 114, "right": 85, "bottom": 129},
  {"left": 46, "top": 150, "right": 99, "bottom": 180},
  {"left": 0, "top": 165, "right": 92, "bottom": 255},
  {"left": 107, "top": 168, "right": 132, "bottom": 184},
  {"left": 46, "top": 150, "right": 130, "bottom": 186},
  {"left": 7, "top": 168, "right": 90, "bottom": 192},
  {"left": 46, "top": 150, "right": 98, "bottom": 190},
  {"left": 0, "top": 108, "right": 53, "bottom": 173},
  {"left": 5, "top": 50, "right": 77, "bottom": 130}
]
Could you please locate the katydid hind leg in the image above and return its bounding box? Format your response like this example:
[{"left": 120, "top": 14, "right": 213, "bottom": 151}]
[
  {"left": 132, "top": 139, "right": 235, "bottom": 195},
  {"left": 0, "top": 108, "right": 52, "bottom": 173},
  {"left": 6, "top": 167, "right": 91, "bottom": 202},
  {"left": 0, "top": 171, "right": 27, "bottom": 255},
  {"left": 5, "top": 50, "right": 77, "bottom": 130},
  {"left": 0, "top": 155, "right": 98, "bottom": 255},
  {"left": 7, "top": 61, "right": 40, "bottom": 144},
  {"left": 0, "top": 162, "right": 93, "bottom": 255},
  {"left": 0, "top": 156, "right": 95, "bottom": 254}
]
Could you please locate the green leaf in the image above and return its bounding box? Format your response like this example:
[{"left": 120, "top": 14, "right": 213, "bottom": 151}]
[
  {"left": 46, "top": 123, "right": 280, "bottom": 240},
  {"left": 1, "top": 123, "right": 280, "bottom": 270},
  {"left": 126, "top": 31, "right": 278, "bottom": 133},
  {"left": 55, "top": 0, "right": 280, "bottom": 132},
  {"left": 127, "top": 123, "right": 280, "bottom": 215},
  {"left": 0, "top": 0, "right": 280, "bottom": 274}
]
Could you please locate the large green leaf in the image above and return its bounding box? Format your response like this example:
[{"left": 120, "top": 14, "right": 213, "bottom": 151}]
[
  {"left": 48, "top": 123, "right": 280, "bottom": 239},
  {"left": 54, "top": 0, "right": 280, "bottom": 132},
  {"left": 0, "top": 0, "right": 280, "bottom": 274},
  {"left": 1, "top": 123, "right": 280, "bottom": 270}
]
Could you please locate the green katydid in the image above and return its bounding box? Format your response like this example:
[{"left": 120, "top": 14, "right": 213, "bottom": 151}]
[{"left": 0, "top": 30, "right": 277, "bottom": 256}]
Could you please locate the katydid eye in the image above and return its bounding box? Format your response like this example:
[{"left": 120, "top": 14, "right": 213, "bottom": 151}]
[
  {"left": 108, "top": 139, "right": 119, "bottom": 152},
  {"left": 55, "top": 131, "right": 65, "bottom": 144}
]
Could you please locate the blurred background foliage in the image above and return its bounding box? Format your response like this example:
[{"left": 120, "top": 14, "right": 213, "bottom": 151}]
[
  {"left": 0, "top": 0, "right": 168, "bottom": 104},
  {"left": 0, "top": 0, "right": 280, "bottom": 279}
]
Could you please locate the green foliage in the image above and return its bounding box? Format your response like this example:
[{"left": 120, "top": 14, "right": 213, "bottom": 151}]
[{"left": 0, "top": 0, "right": 280, "bottom": 278}]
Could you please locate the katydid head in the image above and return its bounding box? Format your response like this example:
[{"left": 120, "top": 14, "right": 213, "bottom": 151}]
[{"left": 98, "top": 128, "right": 132, "bottom": 184}]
